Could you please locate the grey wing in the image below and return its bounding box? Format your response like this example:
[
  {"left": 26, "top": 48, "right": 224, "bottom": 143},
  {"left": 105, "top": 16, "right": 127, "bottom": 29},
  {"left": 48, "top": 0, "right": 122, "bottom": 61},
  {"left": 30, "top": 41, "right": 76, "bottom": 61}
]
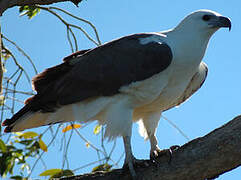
[
  {"left": 163, "top": 62, "right": 208, "bottom": 111},
  {"left": 3, "top": 33, "right": 173, "bottom": 127},
  {"left": 54, "top": 33, "right": 173, "bottom": 105},
  {"left": 30, "top": 33, "right": 173, "bottom": 107}
]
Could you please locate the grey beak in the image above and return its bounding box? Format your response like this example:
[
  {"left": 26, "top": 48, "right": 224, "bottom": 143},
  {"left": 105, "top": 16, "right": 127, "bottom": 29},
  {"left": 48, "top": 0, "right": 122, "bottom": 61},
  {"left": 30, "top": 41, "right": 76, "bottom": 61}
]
[{"left": 218, "top": 16, "right": 232, "bottom": 31}]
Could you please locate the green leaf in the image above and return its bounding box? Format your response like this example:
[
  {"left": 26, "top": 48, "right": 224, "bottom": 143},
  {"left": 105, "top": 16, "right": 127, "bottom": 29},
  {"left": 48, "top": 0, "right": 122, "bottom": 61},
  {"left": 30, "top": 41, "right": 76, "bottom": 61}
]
[
  {"left": 14, "top": 132, "right": 23, "bottom": 136},
  {"left": 38, "top": 138, "right": 47, "bottom": 152},
  {"left": 92, "top": 163, "right": 112, "bottom": 172},
  {"left": 0, "top": 96, "right": 5, "bottom": 106},
  {"left": 39, "top": 169, "right": 62, "bottom": 176},
  {"left": 39, "top": 169, "right": 74, "bottom": 178},
  {"left": 19, "top": 6, "right": 40, "bottom": 19},
  {"left": 19, "top": 131, "right": 38, "bottom": 139},
  {"left": 0, "top": 139, "right": 7, "bottom": 152},
  {"left": 93, "top": 124, "right": 102, "bottom": 135},
  {"left": 51, "top": 169, "right": 74, "bottom": 178}
]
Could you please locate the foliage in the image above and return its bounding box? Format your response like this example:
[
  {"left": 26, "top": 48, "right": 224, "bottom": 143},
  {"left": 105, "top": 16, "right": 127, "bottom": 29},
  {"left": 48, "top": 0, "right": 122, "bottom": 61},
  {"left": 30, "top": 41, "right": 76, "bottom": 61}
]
[
  {"left": 39, "top": 168, "right": 74, "bottom": 179},
  {"left": 19, "top": 6, "right": 40, "bottom": 19},
  {"left": 0, "top": 131, "right": 78, "bottom": 179},
  {"left": 92, "top": 163, "right": 112, "bottom": 172},
  {"left": 0, "top": 132, "right": 47, "bottom": 178},
  {"left": 93, "top": 124, "right": 102, "bottom": 135}
]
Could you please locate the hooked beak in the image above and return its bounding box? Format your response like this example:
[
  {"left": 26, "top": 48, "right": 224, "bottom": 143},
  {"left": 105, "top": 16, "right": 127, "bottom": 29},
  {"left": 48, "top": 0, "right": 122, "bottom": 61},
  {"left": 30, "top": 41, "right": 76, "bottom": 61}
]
[{"left": 209, "top": 16, "right": 232, "bottom": 31}]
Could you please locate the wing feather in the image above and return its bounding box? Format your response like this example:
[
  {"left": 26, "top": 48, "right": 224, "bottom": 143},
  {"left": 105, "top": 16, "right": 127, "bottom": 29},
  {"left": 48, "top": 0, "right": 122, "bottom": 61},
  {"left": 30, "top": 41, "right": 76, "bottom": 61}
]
[
  {"left": 3, "top": 33, "right": 173, "bottom": 129},
  {"left": 42, "top": 33, "right": 173, "bottom": 105}
]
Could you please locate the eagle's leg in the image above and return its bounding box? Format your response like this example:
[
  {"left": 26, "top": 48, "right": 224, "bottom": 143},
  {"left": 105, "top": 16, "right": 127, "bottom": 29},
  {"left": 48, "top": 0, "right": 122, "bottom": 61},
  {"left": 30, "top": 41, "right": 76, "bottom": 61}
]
[
  {"left": 149, "top": 133, "right": 180, "bottom": 163},
  {"left": 122, "top": 135, "right": 137, "bottom": 178},
  {"left": 139, "top": 111, "right": 163, "bottom": 159},
  {"left": 149, "top": 133, "right": 163, "bottom": 159},
  {"left": 139, "top": 111, "right": 175, "bottom": 160},
  {"left": 149, "top": 134, "right": 171, "bottom": 161}
]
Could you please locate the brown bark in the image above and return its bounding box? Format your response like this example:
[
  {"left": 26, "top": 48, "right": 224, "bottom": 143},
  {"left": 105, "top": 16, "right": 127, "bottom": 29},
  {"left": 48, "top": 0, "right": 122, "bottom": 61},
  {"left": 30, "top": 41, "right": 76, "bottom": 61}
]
[
  {"left": 60, "top": 115, "right": 241, "bottom": 180},
  {"left": 0, "top": 0, "right": 83, "bottom": 16}
]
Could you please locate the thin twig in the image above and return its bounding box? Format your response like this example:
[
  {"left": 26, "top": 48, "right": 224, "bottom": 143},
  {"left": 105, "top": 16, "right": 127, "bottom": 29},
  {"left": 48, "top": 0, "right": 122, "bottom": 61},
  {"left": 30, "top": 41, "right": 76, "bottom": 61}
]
[
  {"left": 72, "top": 158, "right": 107, "bottom": 172},
  {"left": 2, "top": 88, "right": 34, "bottom": 95},
  {"left": 49, "top": 6, "right": 101, "bottom": 45},
  {"left": 66, "top": 27, "right": 74, "bottom": 53},
  {"left": 27, "top": 125, "right": 60, "bottom": 178},
  {"left": 74, "top": 128, "right": 103, "bottom": 153},
  {"left": 2, "top": 35, "right": 38, "bottom": 74},
  {"left": 36, "top": 6, "right": 100, "bottom": 47},
  {"left": 162, "top": 115, "right": 190, "bottom": 141},
  {"left": 3, "top": 47, "right": 31, "bottom": 83}
]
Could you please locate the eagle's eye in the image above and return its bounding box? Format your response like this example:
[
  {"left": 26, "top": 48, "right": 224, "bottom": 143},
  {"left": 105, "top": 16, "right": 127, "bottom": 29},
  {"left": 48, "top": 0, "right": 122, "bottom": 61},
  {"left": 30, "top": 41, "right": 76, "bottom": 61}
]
[{"left": 202, "top": 15, "right": 211, "bottom": 21}]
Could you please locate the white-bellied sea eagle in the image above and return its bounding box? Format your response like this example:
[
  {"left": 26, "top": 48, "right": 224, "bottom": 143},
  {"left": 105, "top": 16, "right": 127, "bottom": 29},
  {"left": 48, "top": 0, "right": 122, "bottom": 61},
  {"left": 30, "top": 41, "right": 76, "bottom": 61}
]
[{"left": 2, "top": 9, "right": 231, "bottom": 178}]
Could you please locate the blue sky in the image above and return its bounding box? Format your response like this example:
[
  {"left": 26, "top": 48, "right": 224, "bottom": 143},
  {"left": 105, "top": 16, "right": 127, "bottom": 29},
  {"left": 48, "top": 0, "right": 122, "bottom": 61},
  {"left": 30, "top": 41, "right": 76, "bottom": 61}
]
[{"left": 2, "top": 0, "right": 241, "bottom": 179}]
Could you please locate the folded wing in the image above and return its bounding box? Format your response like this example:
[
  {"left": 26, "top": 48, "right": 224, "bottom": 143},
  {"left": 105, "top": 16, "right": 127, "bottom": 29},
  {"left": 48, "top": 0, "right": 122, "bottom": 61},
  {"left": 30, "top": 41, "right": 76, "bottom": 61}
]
[
  {"left": 163, "top": 62, "right": 208, "bottom": 111},
  {"left": 3, "top": 33, "right": 173, "bottom": 132}
]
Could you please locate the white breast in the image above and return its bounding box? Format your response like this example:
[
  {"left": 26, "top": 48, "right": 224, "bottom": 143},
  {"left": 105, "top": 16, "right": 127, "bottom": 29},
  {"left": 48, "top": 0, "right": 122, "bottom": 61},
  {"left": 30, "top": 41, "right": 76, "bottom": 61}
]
[{"left": 132, "top": 64, "right": 196, "bottom": 120}]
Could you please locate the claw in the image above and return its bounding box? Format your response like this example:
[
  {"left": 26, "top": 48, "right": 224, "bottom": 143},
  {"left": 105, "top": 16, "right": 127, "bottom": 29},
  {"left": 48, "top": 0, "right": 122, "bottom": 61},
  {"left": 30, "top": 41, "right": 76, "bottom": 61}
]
[
  {"left": 150, "top": 148, "right": 171, "bottom": 162},
  {"left": 150, "top": 145, "right": 180, "bottom": 164}
]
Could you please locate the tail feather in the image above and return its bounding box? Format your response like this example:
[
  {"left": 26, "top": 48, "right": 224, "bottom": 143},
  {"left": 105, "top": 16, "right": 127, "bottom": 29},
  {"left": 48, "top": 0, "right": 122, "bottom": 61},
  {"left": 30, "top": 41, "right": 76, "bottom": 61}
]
[
  {"left": 2, "top": 104, "right": 32, "bottom": 127},
  {"left": 8, "top": 112, "right": 51, "bottom": 132},
  {"left": 1, "top": 103, "right": 43, "bottom": 132},
  {"left": 2, "top": 103, "right": 76, "bottom": 133}
]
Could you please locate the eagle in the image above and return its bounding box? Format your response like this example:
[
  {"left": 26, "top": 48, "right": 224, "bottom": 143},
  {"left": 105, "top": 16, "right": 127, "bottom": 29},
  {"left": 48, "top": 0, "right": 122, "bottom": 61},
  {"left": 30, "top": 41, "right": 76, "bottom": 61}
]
[{"left": 2, "top": 9, "right": 231, "bottom": 178}]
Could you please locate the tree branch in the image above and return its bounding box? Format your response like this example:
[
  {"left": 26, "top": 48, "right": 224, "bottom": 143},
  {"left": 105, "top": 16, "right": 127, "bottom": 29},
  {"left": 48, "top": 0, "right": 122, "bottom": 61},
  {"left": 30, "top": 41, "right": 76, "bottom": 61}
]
[
  {"left": 60, "top": 115, "right": 241, "bottom": 180},
  {"left": 0, "top": 0, "right": 83, "bottom": 16}
]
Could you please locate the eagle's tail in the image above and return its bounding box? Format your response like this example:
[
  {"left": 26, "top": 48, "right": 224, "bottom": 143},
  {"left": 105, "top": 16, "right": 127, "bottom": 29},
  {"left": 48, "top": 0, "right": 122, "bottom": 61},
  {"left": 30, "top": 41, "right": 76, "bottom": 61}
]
[{"left": 2, "top": 104, "right": 51, "bottom": 132}]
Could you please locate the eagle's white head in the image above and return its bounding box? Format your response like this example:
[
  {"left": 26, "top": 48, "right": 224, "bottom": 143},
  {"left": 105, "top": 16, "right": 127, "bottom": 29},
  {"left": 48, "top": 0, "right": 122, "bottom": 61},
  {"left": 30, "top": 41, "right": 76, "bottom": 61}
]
[{"left": 174, "top": 9, "right": 231, "bottom": 37}]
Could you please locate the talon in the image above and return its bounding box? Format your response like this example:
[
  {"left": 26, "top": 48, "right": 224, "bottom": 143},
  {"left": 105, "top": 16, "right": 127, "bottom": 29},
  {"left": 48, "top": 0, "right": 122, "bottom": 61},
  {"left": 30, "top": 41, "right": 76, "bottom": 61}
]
[
  {"left": 150, "top": 148, "right": 170, "bottom": 160},
  {"left": 150, "top": 145, "right": 180, "bottom": 164}
]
